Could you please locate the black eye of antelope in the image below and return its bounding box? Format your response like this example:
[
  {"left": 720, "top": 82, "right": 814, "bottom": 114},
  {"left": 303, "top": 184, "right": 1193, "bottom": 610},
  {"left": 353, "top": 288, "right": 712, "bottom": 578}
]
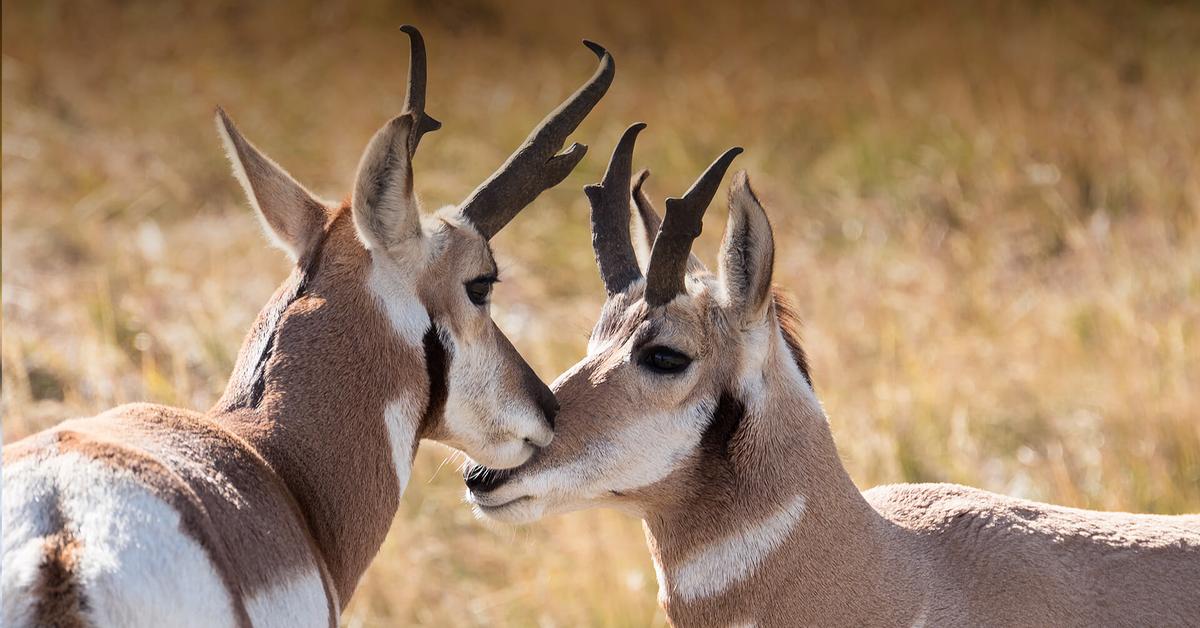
[
  {"left": 464, "top": 277, "right": 496, "bottom": 306},
  {"left": 640, "top": 346, "right": 693, "bottom": 375}
]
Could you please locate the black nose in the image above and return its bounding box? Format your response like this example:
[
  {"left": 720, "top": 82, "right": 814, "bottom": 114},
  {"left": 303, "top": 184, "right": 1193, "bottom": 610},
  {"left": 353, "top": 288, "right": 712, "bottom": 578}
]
[{"left": 464, "top": 464, "right": 514, "bottom": 493}]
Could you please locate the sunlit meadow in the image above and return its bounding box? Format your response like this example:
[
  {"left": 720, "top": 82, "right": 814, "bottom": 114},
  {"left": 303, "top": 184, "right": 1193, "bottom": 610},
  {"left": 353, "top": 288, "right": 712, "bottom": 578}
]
[{"left": 3, "top": 1, "right": 1198, "bottom": 625}]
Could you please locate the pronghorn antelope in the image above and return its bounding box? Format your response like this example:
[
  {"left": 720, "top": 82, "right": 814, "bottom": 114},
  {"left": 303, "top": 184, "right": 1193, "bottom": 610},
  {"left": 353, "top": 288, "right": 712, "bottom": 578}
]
[
  {"left": 466, "top": 124, "right": 1200, "bottom": 627},
  {"left": 1, "top": 27, "right": 614, "bottom": 627}
]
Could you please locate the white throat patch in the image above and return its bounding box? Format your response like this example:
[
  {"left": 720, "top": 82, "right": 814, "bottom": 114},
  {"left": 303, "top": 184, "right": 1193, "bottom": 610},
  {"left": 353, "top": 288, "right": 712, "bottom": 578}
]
[
  {"left": 383, "top": 398, "right": 419, "bottom": 498},
  {"left": 666, "top": 494, "right": 808, "bottom": 602},
  {"left": 366, "top": 251, "right": 429, "bottom": 499}
]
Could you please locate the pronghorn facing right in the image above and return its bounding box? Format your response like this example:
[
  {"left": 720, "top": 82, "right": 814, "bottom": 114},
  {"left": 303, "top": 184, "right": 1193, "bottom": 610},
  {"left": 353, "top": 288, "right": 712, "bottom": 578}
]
[
  {"left": 467, "top": 125, "right": 1200, "bottom": 627},
  {"left": 3, "top": 28, "right": 612, "bottom": 627}
]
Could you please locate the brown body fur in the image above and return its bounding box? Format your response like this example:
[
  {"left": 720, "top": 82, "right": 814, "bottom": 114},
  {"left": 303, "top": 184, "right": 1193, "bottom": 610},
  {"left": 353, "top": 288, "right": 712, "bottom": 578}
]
[
  {"left": 218, "top": 213, "right": 416, "bottom": 600},
  {"left": 29, "top": 487, "right": 88, "bottom": 628}
]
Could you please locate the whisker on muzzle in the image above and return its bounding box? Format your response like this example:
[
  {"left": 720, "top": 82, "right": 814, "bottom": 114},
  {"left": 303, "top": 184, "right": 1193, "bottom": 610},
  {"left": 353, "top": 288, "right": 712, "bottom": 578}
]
[{"left": 429, "top": 449, "right": 469, "bottom": 484}]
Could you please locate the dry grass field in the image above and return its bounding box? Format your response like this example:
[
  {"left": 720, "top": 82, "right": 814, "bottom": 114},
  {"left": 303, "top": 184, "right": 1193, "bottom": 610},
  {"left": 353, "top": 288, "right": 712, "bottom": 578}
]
[{"left": 3, "top": 1, "right": 1199, "bottom": 625}]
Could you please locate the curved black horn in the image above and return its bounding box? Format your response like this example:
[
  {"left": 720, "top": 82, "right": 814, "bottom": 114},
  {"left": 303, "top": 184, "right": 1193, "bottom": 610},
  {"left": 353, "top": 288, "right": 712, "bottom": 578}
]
[
  {"left": 399, "top": 25, "right": 441, "bottom": 152},
  {"left": 631, "top": 169, "right": 662, "bottom": 237},
  {"left": 459, "top": 40, "right": 615, "bottom": 240},
  {"left": 643, "top": 147, "right": 743, "bottom": 306},
  {"left": 586, "top": 123, "right": 646, "bottom": 294}
]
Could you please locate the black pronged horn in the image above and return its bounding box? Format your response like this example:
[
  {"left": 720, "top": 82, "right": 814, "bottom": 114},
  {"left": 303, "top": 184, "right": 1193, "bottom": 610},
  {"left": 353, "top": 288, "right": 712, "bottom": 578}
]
[
  {"left": 633, "top": 169, "right": 707, "bottom": 275},
  {"left": 458, "top": 40, "right": 615, "bottom": 240},
  {"left": 586, "top": 123, "right": 646, "bottom": 294},
  {"left": 399, "top": 25, "right": 442, "bottom": 152},
  {"left": 643, "top": 147, "right": 743, "bottom": 306}
]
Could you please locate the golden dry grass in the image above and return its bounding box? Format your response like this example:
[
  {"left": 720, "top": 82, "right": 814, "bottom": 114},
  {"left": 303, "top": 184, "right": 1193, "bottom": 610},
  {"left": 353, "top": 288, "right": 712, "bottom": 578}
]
[{"left": 3, "top": 1, "right": 1199, "bottom": 625}]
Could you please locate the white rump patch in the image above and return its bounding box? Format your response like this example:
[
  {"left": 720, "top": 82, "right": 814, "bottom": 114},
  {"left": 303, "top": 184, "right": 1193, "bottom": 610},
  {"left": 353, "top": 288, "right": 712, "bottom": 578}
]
[
  {"left": 245, "top": 568, "right": 329, "bottom": 628},
  {"left": 669, "top": 494, "right": 807, "bottom": 602},
  {"left": 3, "top": 451, "right": 60, "bottom": 626},
  {"left": 2, "top": 452, "right": 238, "bottom": 628}
]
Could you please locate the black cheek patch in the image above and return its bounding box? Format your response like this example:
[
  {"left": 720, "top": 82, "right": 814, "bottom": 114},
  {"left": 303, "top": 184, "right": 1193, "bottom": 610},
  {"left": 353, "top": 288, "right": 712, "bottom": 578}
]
[
  {"left": 421, "top": 326, "right": 450, "bottom": 424},
  {"left": 699, "top": 391, "right": 746, "bottom": 461}
]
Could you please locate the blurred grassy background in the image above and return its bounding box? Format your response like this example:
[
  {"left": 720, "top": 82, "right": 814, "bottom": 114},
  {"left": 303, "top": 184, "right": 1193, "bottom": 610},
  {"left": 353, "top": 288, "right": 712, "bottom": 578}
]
[{"left": 3, "top": 0, "right": 1199, "bottom": 625}]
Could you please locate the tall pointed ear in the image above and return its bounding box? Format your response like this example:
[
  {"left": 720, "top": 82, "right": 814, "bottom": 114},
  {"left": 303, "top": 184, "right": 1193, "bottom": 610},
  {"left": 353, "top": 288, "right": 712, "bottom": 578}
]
[
  {"left": 630, "top": 170, "right": 707, "bottom": 274},
  {"left": 216, "top": 108, "right": 328, "bottom": 260},
  {"left": 351, "top": 114, "right": 423, "bottom": 252},
  {"left": 718, "top": 171, "right": 775, "bottom": 326}
]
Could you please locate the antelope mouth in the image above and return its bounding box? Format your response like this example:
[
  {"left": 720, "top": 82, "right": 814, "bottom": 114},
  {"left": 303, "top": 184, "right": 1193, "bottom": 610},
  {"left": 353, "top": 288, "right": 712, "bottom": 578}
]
[
  {"left": 463, "top": 458, "right": 553, "bottom": 524},
  {"left": 463, "top": 463, "right": 518, "bottom": 495},
  {"left": 474, "top": 495, "right": 533, "bottom": 513},
  {"left": 464, "top": 463, "right": 532, "bottom": 512},
  {"left": 463, "top": 461, "right": 555, "bottom": 524}
]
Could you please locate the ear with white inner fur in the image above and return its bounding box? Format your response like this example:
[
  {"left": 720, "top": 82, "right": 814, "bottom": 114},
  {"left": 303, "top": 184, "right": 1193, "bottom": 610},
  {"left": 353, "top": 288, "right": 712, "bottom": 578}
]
[
  {"left": 352, "top": 114, "right": 424, "bottom": 251},
  {"left": 717, "top": 170, "right": 775, "bottom": 326},
  {"left": 215, "top": 107, "right": 328, "bottom": 260}
]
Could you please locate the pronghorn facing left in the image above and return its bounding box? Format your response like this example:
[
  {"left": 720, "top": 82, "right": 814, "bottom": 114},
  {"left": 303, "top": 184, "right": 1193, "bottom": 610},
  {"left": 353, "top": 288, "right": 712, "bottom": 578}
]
[
  {"left": 2, "top": 27, "right": 614, "bottom": 627},
  {"left": 466, "top": 125, "right": 1200, "bottom": 627}
]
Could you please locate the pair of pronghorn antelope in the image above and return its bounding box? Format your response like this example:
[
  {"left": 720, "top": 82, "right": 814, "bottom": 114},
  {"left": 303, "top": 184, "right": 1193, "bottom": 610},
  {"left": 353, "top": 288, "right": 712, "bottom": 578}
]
[{"left": 2, "top": 27, "right": 1197, "bottom": 628}]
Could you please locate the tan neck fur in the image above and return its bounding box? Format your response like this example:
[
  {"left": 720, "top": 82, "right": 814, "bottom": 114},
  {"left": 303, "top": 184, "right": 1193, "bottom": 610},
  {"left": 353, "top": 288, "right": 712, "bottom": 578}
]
[{"left": 210, "top": 212, "right": 433, "bottom": 606}]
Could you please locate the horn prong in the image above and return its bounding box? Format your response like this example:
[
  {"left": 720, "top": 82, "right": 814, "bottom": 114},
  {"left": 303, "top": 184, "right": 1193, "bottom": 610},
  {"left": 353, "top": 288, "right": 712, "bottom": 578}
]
[
  {"left": 586, "top": 123, "right": 646, "bottom": 294},
  {"left": 643, "top": 147, "right": 743, "bottom": 306},
  {"left": 459, "top": 41, "right": 615, "bottom": 240},
  {"left": 399, "top": 24, "right": 441, "bottom": 152}
]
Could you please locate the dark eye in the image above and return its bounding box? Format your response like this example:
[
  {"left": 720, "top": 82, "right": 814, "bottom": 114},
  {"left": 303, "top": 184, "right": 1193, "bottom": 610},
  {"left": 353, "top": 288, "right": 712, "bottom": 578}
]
[
  {"left": 464, "top": 278, "right": 494, "bottom": 306},
  {"left": 639, "top": 346, "right": 692, "bottom": 374}
]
